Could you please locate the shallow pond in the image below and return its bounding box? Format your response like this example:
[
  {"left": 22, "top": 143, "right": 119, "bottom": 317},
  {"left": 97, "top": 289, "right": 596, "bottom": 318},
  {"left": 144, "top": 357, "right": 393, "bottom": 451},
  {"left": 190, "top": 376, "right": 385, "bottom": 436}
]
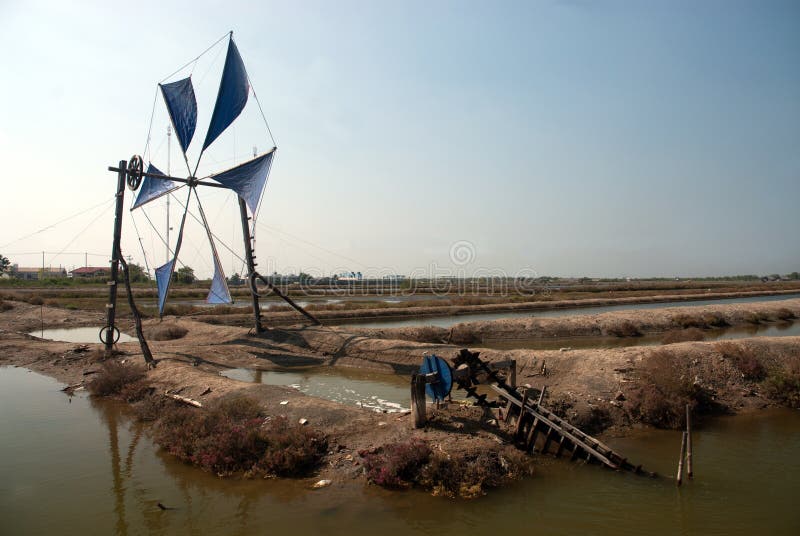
[
  {"left": 1, "top": 366, "right": 798, "bottom": 535},
  {"left": 342, "top": 292, "right": 800, "bottom": 329},
  {"left": 28, "top": 326, "right": 135, "bottom": 344},
  {"left": 220, "top": 366, "right": 411, "bottom": 413}
]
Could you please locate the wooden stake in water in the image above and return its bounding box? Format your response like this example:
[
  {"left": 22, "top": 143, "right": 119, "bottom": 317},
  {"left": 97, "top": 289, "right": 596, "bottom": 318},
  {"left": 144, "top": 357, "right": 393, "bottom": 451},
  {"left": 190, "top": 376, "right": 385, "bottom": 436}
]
[
  {"left": 686, "top": 404, "right": 693, "bottom": 479},
  {"left": 677, "top": 431, "right": 687, "bottom": 486}
]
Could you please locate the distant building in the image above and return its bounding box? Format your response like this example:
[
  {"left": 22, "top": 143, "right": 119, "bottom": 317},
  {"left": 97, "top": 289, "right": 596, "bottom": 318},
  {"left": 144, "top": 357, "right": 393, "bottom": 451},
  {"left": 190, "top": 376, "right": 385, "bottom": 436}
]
[
  {"left": 70, "top": 266, "right": 111, "bottom": 278},
  {"left": 11, "top": 265, "right": 67, "bottom": 280},
  {"left": 337, "top": 271, "right": 363, "bottom": 282}
]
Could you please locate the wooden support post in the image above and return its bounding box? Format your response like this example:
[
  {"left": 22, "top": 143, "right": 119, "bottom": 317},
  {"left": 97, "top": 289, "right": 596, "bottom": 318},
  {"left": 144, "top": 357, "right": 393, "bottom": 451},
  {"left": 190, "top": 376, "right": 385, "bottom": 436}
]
[
  {"left": 411, "top": 374, "right": 426, "bottom": 428},
  {"left": 526, "top": 417, "right": 540, "bottom": 451},
  {"left": 686, "top": 404, "right": 693, "bottom": 479},
  {"left": 542, "top": 429, "right": 555, "bottom": 455},
  {"left": 515, "top": 389, "right": 529, "bottom": 440},
  {"left": 537, "top": 385, "right": 547, "bottom": 406},
  {"left": 677, "top": 431, "right": 687, "bottom": 486},
  {"left": 509, "top": 359, "right": 516, "bottom": 388},
  {"left": 239, "top": 197, "right": 263, "bottom": 333},
  {"left": 555, "top": 436, "right": 567, "bottom": 457},
  {"left": 105, "top": 160, "right": 126, "bottom": 356}
]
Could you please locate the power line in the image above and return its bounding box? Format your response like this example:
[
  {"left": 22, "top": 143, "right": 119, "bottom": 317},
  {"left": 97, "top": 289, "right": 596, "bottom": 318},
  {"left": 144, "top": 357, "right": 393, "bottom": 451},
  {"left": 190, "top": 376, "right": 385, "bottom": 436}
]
[{"left": 1, "top": 197, "right": 115, "bottom": 249}]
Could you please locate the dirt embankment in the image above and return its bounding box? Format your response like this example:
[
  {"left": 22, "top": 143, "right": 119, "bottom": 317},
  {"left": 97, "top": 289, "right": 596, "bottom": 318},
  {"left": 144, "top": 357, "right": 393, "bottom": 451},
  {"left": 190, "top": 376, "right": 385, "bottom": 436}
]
[
  {"left": 2, "top": 297, "right": 800, "bottom": 495},
  {"left": 193, "top": 288, "right": 800, "bottom": 327},
  {"left": 350, "top": 299, "right": 800, "bottom": 344}
]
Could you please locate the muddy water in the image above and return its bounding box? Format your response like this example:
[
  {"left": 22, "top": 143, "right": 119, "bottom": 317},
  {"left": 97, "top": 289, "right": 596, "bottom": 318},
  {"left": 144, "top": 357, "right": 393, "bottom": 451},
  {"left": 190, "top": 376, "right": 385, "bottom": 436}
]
[
  {"left": 1, "top": 366, "right": 798, "bottom": 535},
  {"left": 484, "top": 320, "right": 800, "bottom": 351},
  {"left": 28, "top": 326, "right": 135, "bottom": 344},
  {"left": 343, "top": 292, "right": 800, "bottom": 329}
]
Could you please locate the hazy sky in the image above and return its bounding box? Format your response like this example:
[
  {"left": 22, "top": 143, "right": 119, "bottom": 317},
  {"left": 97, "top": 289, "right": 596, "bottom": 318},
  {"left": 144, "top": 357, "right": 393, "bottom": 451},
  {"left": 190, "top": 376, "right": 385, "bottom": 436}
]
[{"left": 1, "top": 0, "right": 798, "bottom": 279}]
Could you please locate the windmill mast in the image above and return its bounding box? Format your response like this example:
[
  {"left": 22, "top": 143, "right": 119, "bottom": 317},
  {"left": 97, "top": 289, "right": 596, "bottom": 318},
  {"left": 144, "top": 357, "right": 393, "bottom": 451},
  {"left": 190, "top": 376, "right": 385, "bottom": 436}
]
[{"left": 166, "top": 125, "right": 171, "bottom": 263}]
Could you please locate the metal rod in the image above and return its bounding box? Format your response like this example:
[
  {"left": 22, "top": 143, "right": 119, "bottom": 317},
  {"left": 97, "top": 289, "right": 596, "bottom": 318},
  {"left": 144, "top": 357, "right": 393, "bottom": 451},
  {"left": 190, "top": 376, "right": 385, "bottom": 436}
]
[
  {"left": 239, "top": 197, "right": 263, "bottom": 333},
  {"left": 105, "top": 160, "right": 126, "bottom": 355},
  {"left": 107, "top": 167, "right": 229, "bottom": 189}
]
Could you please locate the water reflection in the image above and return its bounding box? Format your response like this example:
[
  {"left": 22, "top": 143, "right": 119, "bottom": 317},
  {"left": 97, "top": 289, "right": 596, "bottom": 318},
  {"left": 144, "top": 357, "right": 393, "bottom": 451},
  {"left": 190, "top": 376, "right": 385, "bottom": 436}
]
[{"left": 2, "top": 367, "right": 799, "bottom": 535}]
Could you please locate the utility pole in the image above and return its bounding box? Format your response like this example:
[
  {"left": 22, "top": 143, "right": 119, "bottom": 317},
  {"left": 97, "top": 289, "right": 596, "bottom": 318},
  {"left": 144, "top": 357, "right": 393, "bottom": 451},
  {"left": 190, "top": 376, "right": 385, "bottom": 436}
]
[
  {"left": 85, "top": 252, "right": 88, "bottom": 268},
  {"left": 166, "top": 124, "right": 171, "bottom": 263}
]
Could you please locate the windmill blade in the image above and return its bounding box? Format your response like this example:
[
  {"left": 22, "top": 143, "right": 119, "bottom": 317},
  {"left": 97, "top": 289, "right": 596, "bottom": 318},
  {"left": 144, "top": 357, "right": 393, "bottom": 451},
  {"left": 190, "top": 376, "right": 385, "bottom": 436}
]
[
  {"left": 153, "top": 189, "right": 193, "bottom": 316},
  {"left": 201, "top": 36, "right": 249, "bottom": 152},
  {"left": 207, "top": 255, "right": 232, "bottom": 304},
  {"left": 192, "top": 188, "right": 233, "bottom": 305},
  {"left": 208, "top": 150, "right": 275, "bottom": 214},
  {"left": 159, "top": 77, "right": 198, "bottom": 155},
  {"left": 154, "top": 259, "right": 174, "bottom": 314},
  {"left": 132, "top": 163, "right": 182, "bottom": 209}
]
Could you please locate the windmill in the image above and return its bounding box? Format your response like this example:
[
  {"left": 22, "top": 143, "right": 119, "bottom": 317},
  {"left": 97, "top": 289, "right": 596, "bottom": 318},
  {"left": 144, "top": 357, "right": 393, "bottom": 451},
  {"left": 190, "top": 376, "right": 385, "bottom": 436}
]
[{"left": 103, "top": 32, "right": 319, "bottom": 359}]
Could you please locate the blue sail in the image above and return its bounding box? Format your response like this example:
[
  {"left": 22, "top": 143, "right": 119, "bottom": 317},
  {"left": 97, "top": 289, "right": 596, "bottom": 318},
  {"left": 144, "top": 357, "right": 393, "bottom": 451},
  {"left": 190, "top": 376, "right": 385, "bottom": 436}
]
[
  {"left": 155, "top": 260, "right": 174, "bottom": 315},
  {"left": 207, "top": 255, "right": 232, "bottom": 304},
  {"left": 132, "top": 163, "right": 179, "bottom": 209},
  {"left": 159, "top": 77, "right": 197, "bottom": 154},
  {"left": 202, "top": 38, "right": 249, "bottom": 151},
  {"left": 209, "top": 152, "right": 274, "bottom": 214}
]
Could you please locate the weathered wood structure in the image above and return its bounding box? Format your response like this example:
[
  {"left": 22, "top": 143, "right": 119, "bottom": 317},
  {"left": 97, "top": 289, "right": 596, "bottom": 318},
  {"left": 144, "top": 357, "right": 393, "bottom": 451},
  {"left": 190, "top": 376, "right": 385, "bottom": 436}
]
[{"left": 452, "top": 349, "right": 650, "bottom": 474}]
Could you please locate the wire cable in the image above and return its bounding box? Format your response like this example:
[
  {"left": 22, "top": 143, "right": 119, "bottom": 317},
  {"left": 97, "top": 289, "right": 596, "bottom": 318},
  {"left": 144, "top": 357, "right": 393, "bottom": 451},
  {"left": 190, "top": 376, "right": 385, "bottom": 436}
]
[{"left": 1, "top": 197, "right": 115, "bottom": 249}]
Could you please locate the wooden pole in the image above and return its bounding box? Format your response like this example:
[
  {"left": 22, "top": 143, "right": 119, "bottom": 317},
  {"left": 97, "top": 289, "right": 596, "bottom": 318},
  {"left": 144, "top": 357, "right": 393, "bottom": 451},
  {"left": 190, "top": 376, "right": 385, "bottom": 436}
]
[
  {"left": 676, "top": 431, "right": 687, "bottom": 486},
  {"left": 509, "top": 359, "right": 517, "bottom": 388},
  {"left": 238, "top": 197, "right": 264, "bottom": 333},
  {"left": 105, "top": 160, "right": 126, "bottom": 356},
  {"left": 411, "top": 374, "right": 426, "bottom": 428},
  {"left": 537, "top": 385, "right": 548, "bottom": 406},
  {"left": 515, "top": 388, "right": 529, "bottom": 439},
  {"left": 686, "top": 404, "right": 693, "bottom": 478}
]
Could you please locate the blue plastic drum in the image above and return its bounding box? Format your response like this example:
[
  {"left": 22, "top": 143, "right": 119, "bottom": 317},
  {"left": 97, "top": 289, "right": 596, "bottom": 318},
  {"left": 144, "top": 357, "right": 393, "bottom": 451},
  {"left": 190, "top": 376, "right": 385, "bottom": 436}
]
[{"left": 419, "top": 354, "right": 453, "bottom": 401}]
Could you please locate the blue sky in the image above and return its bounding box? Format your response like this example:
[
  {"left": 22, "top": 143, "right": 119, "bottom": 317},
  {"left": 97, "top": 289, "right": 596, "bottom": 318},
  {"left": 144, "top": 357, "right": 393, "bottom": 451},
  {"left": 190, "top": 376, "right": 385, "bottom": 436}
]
[{"left": 0, "top": 0, "right": 798, "bottom": 278}]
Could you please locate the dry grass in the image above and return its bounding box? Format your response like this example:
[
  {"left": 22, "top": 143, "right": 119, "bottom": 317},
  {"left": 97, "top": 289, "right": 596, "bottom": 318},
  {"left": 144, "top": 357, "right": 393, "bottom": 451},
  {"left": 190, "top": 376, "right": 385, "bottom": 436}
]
[
  {"left": 86, "top": 361, "right": 147, "bottom": 397},
  {"left": 775, "top": 307, "right": 796, "bottom": 321},
  {"left": 661, "top": 328, "right": 706, "bottom": 345},
  {"left": 151, "top": 396, "right": 327, "bottom": 477},
  {"left": 359, "top": 439, "right": 532, "bottom": 498},
  {"left": 763, "top": 355, "right": 800, "bottom": 408},
  {"left": 716, "top": 342, "right": 766, "bottom": 381},
  {"left": 0, "top": 299, "right": 13, "bottom": 312},
  {"left": 627, "top": 349, "right": 720, "bottom": 429},
  {"left": 604, "top": 320, "right": 642, "bottom": 338}
]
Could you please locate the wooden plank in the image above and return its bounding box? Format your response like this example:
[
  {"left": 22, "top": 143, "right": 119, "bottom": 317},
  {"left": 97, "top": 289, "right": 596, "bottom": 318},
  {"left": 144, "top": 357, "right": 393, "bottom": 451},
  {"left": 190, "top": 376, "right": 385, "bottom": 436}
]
[
  {"left": 677, "top": 431, "right": 687, "bottom": 486},
  {"left": 491, "top": 384, "right": 619, "bottom": 469},
  {"left": 515, "top": 389, "right": 529, "bottom": 439},
  {"left": 526, "top": 418, "right": 540, "bottom": 452},
  {"left": 686, "top": 404, "right": 693, "bottom": 478}
]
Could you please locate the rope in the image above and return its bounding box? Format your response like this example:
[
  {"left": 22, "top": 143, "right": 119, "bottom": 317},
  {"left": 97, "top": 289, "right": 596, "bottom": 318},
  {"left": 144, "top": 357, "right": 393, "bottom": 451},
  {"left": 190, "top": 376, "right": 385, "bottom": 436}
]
[
  {"left": 142, "top": 85, "right": 159, "bottom": 160},
  {"left": 167, "top": 191, "right": 246, "bottom": 264},
  {"left": 159, "top": 31, "right": 231, "bottom": 83},
  {"left": 129, "top": 210, "right": 158, "bottom": 295},
  {"left": 46, "top": 203, "right": 114, "bottom": 267},
  {"left": 255, "top": 220, "right": 371, "bottom": 269}
]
